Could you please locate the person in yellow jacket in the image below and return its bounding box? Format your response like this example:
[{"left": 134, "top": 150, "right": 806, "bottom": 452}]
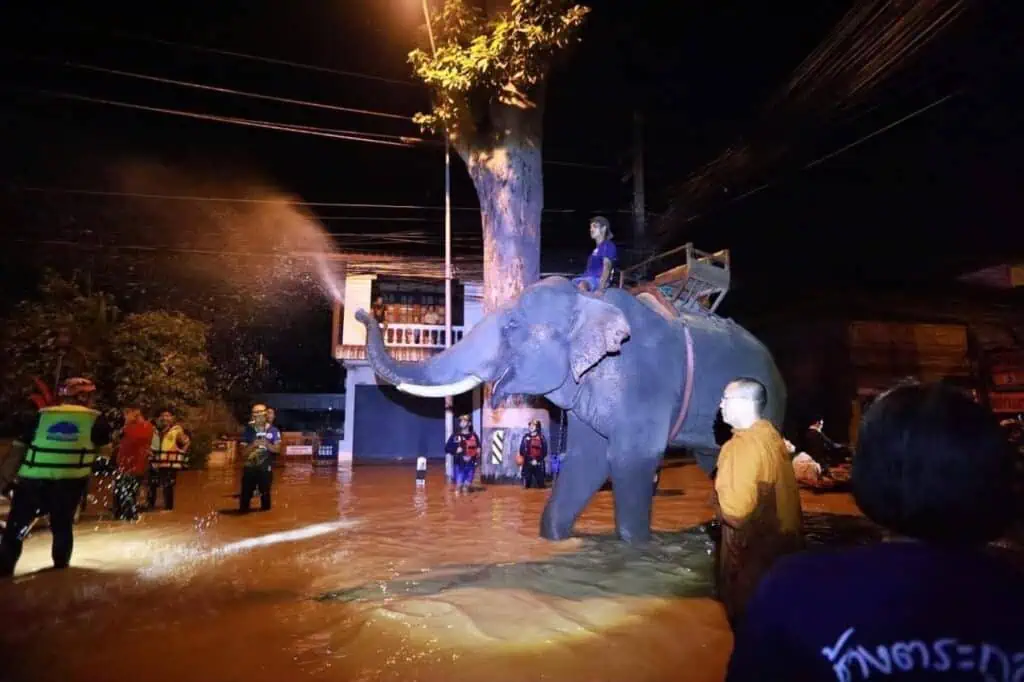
[
  {"left": 713, "top": 377, "right": 803, "bottom": 629},
  {"left": 0, "top": 377, "right": 113, "bottom": 577},
  {"left": 147, "top": 407, "right": 190, "bottom": 511}
]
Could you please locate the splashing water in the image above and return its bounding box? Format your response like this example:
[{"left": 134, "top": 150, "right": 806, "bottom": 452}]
[
  {"left": 102, "top": 159, "right": 346, "bottom": 310},
  {"left": 138, "top": 519, "right": 360, "bottom": 581}
]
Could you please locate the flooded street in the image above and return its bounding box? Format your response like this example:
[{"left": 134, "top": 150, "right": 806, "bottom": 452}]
[{"left": 0, "top": 461, "right": 870, "bottom": 682}]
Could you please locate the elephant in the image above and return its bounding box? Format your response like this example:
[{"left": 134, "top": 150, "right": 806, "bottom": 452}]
[{"left": 355, "top": 276, "right": 785, "bottom": 545}]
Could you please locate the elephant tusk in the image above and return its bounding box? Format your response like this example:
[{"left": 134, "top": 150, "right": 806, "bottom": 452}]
[
  {"left": 396, "top": 376, "right": 483, "bottom": 398},
  {"left": 491, "top": 366, "right": 511, "bottom": 394}
]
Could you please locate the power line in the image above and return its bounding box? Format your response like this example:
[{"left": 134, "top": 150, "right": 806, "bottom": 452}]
[
  {"left": 5, "top": 185, "right": 634, "bottom": 214},
  {"left": 21, "top": 88, "right": 613, "bottom": 170},
  {"left": 661, "top": 92, "right": 958, "bottom": 233},
  {"left": 103, "top": 28, "right": 422, "bottom": 88},
  {"left": 42, "top": 58, "right": 415, "bottom": 122},
  {"left": 26, "top": 89, "right": 420, "bottom": 148},
  {"left": 9, "top": 237, "right": 488, "bottom": 280}
]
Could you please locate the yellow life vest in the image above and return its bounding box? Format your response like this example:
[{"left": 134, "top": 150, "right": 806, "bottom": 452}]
[
  {"left": 20, "top": 405, "right": 100, "bottom": 480},
  {"left": 150, "top": 425, "right": 188, "bottom": 470}
]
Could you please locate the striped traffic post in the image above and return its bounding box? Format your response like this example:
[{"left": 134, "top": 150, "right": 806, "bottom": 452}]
[{"left": 490, "top": 429, "right": 505, "bottom": 466}]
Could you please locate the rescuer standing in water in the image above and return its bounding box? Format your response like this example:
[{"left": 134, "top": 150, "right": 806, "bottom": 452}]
[
  {"left": 445, "top": 414, "right": 480, "bottom": 494},
  {"left": 240, "top": 403, "right": 280, "bottom": 512},
  {"left": 148, "top": 407, "right": 189, "bottom": 511},
  {"left": 0, "top": 377, "right": 112, "bottom": 577},
  {"left": 112, "top": 404, "right": 154, "bottom": 521},
  {"left": 517, "top": 419, "right": 549, "bottom": 489}
]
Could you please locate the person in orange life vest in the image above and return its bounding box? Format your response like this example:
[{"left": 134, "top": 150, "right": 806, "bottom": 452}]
[
  {"left": 517, "top": 419, "right": 549, "bottom": 489},
  {"left": 148, "top": 407, "right": 190, "bottom": 511},
  {"left": 445, "top": 414, "right": 480, "bottom": 493}
]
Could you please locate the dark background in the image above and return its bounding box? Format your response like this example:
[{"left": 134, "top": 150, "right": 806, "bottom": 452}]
[{"left": 2, "top": 0, "right": 1022, "bottom": 389}]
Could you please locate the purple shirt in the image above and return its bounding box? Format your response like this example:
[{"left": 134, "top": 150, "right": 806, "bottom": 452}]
[
  {"left": 584, "top": 240, "right": 617, "bottom": 279},
  {"left": 727, "top": 542, "right": 1024, "bottom": 682}
]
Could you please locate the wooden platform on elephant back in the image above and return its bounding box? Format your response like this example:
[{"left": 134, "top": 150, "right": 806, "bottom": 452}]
[{"left": 620, "top": 243, "right": 732, "bottom": 320}]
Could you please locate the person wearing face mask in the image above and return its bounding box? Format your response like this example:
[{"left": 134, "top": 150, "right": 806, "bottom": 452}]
[
  {"left": 713, "top": 377, "right": 803, "bottom": 630},
  {"left": 148, "top": 407, "right": 190, "bottom": 511},
  {"left": 239, "top": 403, "right": 280, "bottom": 512},
  {"left": 517, "top": 420, "right": 549, "bottom": 489},
  {"left": 444, "top": 414, "right": 480, "bottom": 494}
]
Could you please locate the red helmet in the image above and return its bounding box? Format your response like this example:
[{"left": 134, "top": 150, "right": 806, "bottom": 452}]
[{"left": 60, "top": 377, "right": 96, "bottom": 398}]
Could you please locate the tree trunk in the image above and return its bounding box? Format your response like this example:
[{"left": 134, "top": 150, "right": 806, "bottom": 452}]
[
  {"left": 460, "top": 108, "right": 549, "bottom": 481},
  {"left": 466, "top": 142, "right": 542, "bottom": 310}
]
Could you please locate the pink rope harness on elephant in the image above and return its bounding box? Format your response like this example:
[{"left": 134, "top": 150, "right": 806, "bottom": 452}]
[{"left": 668, "top": 324, "right": 696, "bottom": 441}]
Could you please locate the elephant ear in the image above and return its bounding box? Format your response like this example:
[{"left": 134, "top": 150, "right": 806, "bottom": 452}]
[{"left": 568, "top": 294, "right": 632, "bottom": 382}]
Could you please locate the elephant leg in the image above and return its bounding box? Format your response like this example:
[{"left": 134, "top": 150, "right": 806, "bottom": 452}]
[
  {"left": 540, "top": 415, "right": 609, "bottom": 541},
  {"left": 608, "top": 447, "right": 663, "bottom": 545}
]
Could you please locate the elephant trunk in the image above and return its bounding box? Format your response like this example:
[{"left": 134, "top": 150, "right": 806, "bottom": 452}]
[{"left": 355, "top": 309, "right": 496, "bottom": 398}]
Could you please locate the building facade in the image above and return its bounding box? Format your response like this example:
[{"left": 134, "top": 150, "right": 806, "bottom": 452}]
[
  {"left": 744, "top": 287, "right": 1024, "bottom": 447},
  {"left": 332, "top": 273, "right": 485, "bottom": 463}
]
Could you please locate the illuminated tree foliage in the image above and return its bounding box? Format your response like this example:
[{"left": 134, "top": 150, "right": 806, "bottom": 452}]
[
  {"left": 410, "top": 0, "right": 590, "bottom": 311},
  {"left": 410, "top": 0, "right": 590, "bottom": 479}
]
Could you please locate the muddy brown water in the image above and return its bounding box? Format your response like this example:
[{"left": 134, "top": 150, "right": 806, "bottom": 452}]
[{"left": 0, "top": 462, "right": 875, "bottom": 682}]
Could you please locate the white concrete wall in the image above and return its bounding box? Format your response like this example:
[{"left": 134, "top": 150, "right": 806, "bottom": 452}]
[
  {"left": 337, "top": 277, "right": 484, "bottom": 463},
  {"left": 340, "top": 275, "right": 376, "bottom": 348},
  {"left": 463, "top": 282, "right": 484, "bottom": 330}
]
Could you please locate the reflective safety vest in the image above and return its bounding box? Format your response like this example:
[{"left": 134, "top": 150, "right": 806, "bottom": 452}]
[
  {"left": 150, "top": 425, "right": 188, "bottom": 470},
  {"left": 20, "top": 404, "right": 100, "bottom": 480}
]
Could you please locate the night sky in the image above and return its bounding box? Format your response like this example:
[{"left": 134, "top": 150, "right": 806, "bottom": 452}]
[{"left": 1, "top": 0, "right": 1022, "bottom": 386}]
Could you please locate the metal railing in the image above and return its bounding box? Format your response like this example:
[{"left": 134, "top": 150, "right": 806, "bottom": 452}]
[{"left": 381, "top": 323, "right": 465, "bottom": 348}]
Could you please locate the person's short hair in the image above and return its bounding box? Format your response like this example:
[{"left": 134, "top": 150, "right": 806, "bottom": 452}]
[
  {"left": 589, "top": 215, "right": 613, "bottom": 239},
  {"left": 157, "top": 407, "right": 174, "bottom": 417},
  {"left": 852, "top": 381, "right": 1014, "bottom": 546},
  {"left": 727, "top": 377, "right": 767, "bottom": 413}
]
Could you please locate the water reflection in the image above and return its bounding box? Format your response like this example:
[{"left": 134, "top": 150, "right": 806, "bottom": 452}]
[
  {"left": 320, "top": 528, "right": 715, "bottom": 603},
  {"left": 0, "top": 462, "right": 871, "bottom": 682}
]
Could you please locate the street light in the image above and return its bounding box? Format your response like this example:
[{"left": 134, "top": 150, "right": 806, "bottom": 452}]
[{"left": 421, "top": 0, "right": 456, "bottom": 440}]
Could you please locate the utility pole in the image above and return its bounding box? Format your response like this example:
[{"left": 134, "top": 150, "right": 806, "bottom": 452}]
[
  {"left": 422, "top": 0, "right": 456, "bottom": 443},
  {"left": 632, "top": 110, "right": 647, "bottom": 278}
]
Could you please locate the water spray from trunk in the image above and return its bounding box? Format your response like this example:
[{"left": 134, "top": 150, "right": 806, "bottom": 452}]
[{"left": 104, "top": 159, "right": 345, "bottom": 309}]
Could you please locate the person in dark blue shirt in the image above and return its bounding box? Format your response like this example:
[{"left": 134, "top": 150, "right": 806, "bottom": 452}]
[
  {"left": 572, "top": 216, "right": 618, "bottom": 292},
  {"left": 727, "top": 381, "right": 1024, "bottom": 682},
  {"left": 239, "top": 403, "right": 281, "bottom": 512}
]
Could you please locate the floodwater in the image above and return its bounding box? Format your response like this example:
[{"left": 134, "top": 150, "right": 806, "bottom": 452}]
[{"left": 0, "top": 461, "right": 873, "bottom": 682}]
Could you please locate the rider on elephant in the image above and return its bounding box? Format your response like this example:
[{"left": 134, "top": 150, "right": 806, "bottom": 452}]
[{"left": 572, "top": 216, "right": 618, "bottom": 293}]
